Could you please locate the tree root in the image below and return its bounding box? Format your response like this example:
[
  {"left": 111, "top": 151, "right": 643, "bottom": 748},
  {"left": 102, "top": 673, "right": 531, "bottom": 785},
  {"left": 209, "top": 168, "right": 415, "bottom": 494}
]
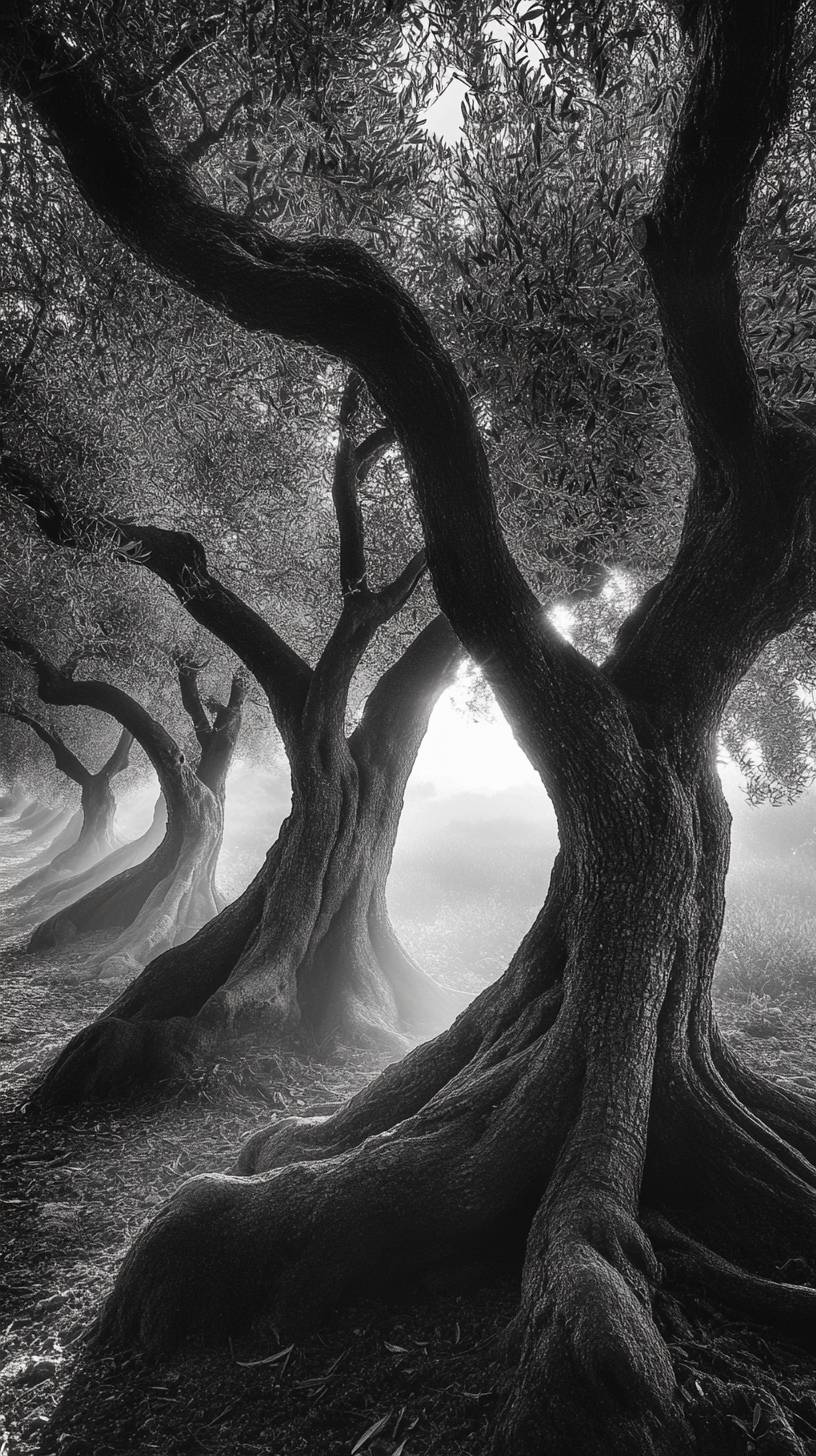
[
  {"left": 494, "top": 1196, "right": 693, "bottom": 1456},
  {"left": 711, "top": 1027, "right": 816, "bottom": 1165},
  {"left": 645, "top": 1213, "right": 816, "bottom": 1345},
  {"left": 236, "top": 983, "right": 562, "bottom": 1173},
  {"left": 86, "top": 983, "right": 816, "bottom": 1456},
  {"left": 32, "top": 1016, "right": 200, "bottom": 1104},
  {"left": 648, "top": 1060, "right": 816, "bottom": 1271}
]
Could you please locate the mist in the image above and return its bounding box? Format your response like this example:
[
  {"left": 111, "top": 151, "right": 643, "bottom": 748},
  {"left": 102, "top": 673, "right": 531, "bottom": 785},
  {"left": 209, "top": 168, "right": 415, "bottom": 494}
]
[{"left": 106, "top": 692, "right": 816, "bottom": 1015}]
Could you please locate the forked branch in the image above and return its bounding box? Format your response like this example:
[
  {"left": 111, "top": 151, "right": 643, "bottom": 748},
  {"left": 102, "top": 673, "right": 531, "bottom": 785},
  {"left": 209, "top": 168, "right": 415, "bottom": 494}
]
[
  {"left": 0, "top": 631, "right": 185, "bottom": 792},
  {"left": 98, "top": 724, "right": 133, "bottom": 779},
  {"left": 0, "top": 703, "right": 90, "bottom": 786},
  {"left": 1, "top": 453, "right": 311, "bottom": 747},
  {"left": 176, "top": 661, "right": 212, "bottom": 747}
]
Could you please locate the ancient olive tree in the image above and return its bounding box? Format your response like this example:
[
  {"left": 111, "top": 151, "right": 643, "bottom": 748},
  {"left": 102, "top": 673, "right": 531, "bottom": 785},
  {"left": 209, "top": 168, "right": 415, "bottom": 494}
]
[
  {"left": 4, "top": 3, "right": 816, "bottom": 1455},
  {"left": 0, "top": 632, "right": 244, "bottom": 972},
  {"left": 5, "top": 374, "right": 467, "bottom": 1097}
]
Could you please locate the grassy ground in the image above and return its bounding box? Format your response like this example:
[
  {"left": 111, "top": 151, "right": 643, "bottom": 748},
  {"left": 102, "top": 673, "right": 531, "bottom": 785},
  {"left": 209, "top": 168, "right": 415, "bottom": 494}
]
[{"left": 2, "top": 823, "right": 816, "bottom": 1454}]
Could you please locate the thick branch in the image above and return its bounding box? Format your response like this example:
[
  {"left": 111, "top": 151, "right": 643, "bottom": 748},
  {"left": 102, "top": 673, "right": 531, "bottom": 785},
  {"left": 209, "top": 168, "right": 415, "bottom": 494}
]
[
  {"left": 350, "top": 614, "right": 463, "bottom": 772},
  {"left": 205, "top": 672, "right": 247, "bottom": 732},
  {"left": 332, "top": 373, "right": 368, "bottom": 596},
  {"left": 99, "top": 725, "right": 133, "bottom": 780},
  {"left": 355, "top": 423, "right": 395, "bottom": 483},
  {"left": 636, "top": 1, "right": 797, "bottom": 475},
  {"left": 196, "top": 672, "right": 246, "bottom": 799},
  {"left": 374, "top": 547, "right": 427, "bottom": 618},
  {"left": 1, "top": 454, "right": 311, "bottom": 749},
  {"left": 0, "top": 16, "right": 628, "bottom": 803},
  {"left": 0, "top": 704, "right": 89, "bottom": 786},
  {"left": 177, "top": 663, "right": 211, "bottom": 748},
  {"left": 226, "top": 672, "right": 247, "bottom": 713},
  {"left": 1, "top": 632, "right": 186, "bottom": 796}
]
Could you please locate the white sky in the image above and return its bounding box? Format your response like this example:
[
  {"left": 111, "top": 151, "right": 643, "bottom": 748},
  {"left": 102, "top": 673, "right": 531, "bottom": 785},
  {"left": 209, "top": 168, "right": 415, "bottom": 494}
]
[{"left": 411, "top": 678, "right": 542, "bottom": 794}]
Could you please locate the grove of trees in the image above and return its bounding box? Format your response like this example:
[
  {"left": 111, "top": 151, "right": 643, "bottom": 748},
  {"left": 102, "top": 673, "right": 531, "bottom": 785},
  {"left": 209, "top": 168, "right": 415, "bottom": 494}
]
[{"left": 2, "top": 1, "right": 816, "bottom": 1454}]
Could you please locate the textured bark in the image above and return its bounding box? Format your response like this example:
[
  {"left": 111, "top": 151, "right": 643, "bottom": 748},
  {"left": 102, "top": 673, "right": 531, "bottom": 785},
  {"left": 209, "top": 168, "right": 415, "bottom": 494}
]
[
  {"left": 4, "top": 4, "right": 816, "bottom": 1454},
  {"left": 37, "top": 615, "right": 466, "bottom": 1101},
  {"left": 12, "top": 378, "right": 462, "bottom": 1097}
]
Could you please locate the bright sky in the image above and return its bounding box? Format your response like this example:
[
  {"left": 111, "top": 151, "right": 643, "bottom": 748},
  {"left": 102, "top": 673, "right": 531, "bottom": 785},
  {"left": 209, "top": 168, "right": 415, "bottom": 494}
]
[
  {"left": 410, "top": 678, "right": 537, "bottom": 793},
  {"left": 423, "top": 71, "right": 470, "bottom": 144}
]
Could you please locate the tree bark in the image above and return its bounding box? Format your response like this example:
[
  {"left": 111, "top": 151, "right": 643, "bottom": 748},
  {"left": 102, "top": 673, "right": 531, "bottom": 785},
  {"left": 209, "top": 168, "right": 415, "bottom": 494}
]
[
  {"left": 5, "top": 5, "right": 816, "bottom": 1454},
  {"left": 37, "top": 615, "right": 466, "bottom": 1100},
  {"left": 9, "top": 384, "right": 464, "bottom": 1094}
]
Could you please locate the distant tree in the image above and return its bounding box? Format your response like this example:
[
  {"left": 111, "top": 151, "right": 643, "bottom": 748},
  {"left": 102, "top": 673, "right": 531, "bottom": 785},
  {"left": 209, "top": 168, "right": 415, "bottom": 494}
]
[
  {"left": 0, "top": 705, "right": 131, "bottom": 880},
  {"left": 0, "top": 634, "right": 244, "bottom": 974},
  {"left": 5, "top": 377, "right": 468, "bottom": 1094}
]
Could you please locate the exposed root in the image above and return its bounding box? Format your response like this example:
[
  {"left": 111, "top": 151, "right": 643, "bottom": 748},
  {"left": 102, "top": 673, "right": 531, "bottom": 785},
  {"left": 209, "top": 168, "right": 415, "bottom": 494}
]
[
  {"left": 645, "top": 1212, "right": 816, "bottom": 1345},
  {"left": 97, "top": 1019, "right": 578, "bottom": 1357},
  {"left": 85, "top": 985, "right": 816, "bottom": 1456},
  {"left": 237, "top": 983, "right": 563, "bottom": 1175},
  {"left": 649, "top": 1062, "right": 816, "bottom": 1271},
  {"left": 97, "top": 1170, "right": 299, "bottom": 1352},
  {"left": 711, "top": 1026, "right": 816, "bottom": 1165},
  {"left": 33, "top": 1016, "right": 200, "bottom": 1104}
]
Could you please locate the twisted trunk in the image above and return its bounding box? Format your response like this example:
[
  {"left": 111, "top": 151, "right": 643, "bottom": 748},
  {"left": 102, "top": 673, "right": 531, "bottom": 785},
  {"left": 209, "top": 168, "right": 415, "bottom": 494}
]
[
  {"left": 38, "top": 618, "right": 465, "bottom": 1100},
  {"left": 6, "top": 5, "right": 816, "bottom": 1454},
  {"left": 0, "top": 720, "right": 132, "bottom": 917},
  {"left": 29, "top": 766, "right": 219, "bottom": 965}
]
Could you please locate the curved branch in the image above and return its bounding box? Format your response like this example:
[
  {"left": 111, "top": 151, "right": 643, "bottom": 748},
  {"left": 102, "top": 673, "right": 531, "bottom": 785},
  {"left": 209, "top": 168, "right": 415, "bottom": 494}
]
[
  {"left": 355, "top": 422, "right": 395, "bottom": 483},
  {"left": 0, "top": 15, "right": 628, "bottom": 800},
  {"left": 1, "top": 632, "right": 186, "bottom": 797},
  {"left": 374, "top": 546, "right": 427, "bottom": 618},
  {"left": 0, "top": 704, "right": 90, "bottom": 786},
  {"left": 1, "top": 453, "right": 311, "bottom": 748}
]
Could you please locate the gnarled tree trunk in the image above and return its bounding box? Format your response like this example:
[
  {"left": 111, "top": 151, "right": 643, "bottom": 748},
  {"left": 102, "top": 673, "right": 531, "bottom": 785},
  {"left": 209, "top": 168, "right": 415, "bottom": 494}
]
[
  {"left": 10, "top": 376, "right": 470, "bottom": 1098},
  {"left": 4, "top": 5, "right": 816, "bottom": 1454},
  {"left": 37, "top": 615, "right": 466, "bottom": 1100}
]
